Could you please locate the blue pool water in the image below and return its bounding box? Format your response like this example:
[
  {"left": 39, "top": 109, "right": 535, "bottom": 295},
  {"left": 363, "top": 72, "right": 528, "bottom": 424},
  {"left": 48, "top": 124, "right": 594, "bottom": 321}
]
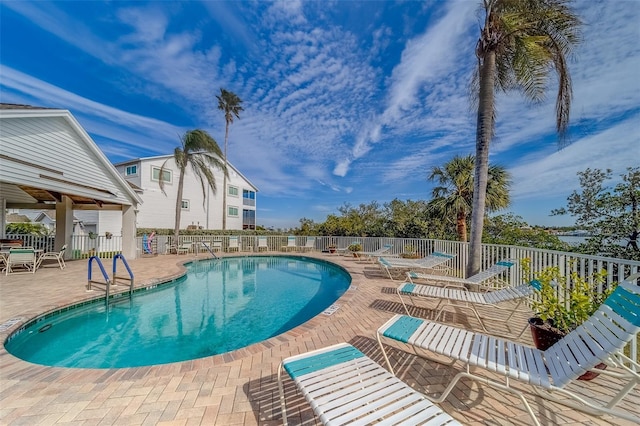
[{"left": 5, "top": 256, "right": 351, "bottom": 369}]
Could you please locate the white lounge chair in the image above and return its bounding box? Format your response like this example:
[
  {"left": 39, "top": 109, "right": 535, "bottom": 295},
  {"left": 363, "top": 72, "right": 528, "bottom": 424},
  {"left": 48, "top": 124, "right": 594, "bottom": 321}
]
[
  {"left": 379, "top": 252, "right": 456, "bottom": 280},
  {"left": 227, "top": 236, "right": 239, "bottom": 252},
  {"left": 335, "top": 241, "right": 359, "bottom": 256},
  {"left": 277, "top": 342, "right": 460, "bottom": 425},
  {"left": 299, "top": 237, "right": 316, "bottom": 252},
  {"left": 405, "top": 259, "right": 516, "bottom": 287},
  {"left": 282, "top": 236, "right": 297, "bottom": 252},
  {"left": 377, "top": 274, "right": 640, "bottom": 425},
  {"left": 5, "top": 247, "right": 37, "bottom": 275},
  {"left": 354, "top": 243, "right": 393, "bottom": 262},
  {"left": 36, "top": 244, "right": 67, "bottom": 270},
  {"left": 257, "top": 236, "right": 268, "bottom": 252},
  {"left": 397, "top": 279, "right": 541, "bottom": 332}
]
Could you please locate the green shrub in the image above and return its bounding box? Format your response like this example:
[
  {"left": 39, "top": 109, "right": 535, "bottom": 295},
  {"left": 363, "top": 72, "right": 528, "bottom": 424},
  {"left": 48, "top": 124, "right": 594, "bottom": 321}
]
[{"left": 523, "top": 258, "right": 614, "bottom": 334}]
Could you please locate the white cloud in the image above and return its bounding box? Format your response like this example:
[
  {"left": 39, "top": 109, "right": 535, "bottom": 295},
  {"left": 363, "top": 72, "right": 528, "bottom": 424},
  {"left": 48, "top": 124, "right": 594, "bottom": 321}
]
[
  {"left": 0, "top": 66, "right": 184, "bottom": 155},
  {"left": 510, "top": 114, "right": 640, "bottom": 201}
]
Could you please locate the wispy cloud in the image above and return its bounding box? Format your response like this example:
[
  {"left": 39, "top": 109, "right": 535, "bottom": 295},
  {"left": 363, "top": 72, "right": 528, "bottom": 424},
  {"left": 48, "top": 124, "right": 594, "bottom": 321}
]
[
  {"left": 510, "top": 114, "right": 640, "bottom": 201},
  {"left": 0, "top": 66, "right": 184, "bottom": 155}
]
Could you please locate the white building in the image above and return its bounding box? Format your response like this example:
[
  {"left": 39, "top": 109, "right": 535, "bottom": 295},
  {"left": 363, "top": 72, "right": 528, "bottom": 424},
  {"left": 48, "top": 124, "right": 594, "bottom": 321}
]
[
  {"left": 114, "top": 155, "right": 258, "bottom": 231},
  {"left": 0, "top": 104, "right": 142, "bottom": 258}
]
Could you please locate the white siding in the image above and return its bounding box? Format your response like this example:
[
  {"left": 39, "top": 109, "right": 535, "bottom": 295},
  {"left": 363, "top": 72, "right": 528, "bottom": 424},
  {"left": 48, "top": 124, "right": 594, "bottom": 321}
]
[
  {"left": 127, "top": 157, "right": 257, "bottom": 230},
  {"left": 0, "top": 116, "right": 135, "bottom": 204},
  {"left": 98, "top": 211, "right": 123, "bottom": 236}
]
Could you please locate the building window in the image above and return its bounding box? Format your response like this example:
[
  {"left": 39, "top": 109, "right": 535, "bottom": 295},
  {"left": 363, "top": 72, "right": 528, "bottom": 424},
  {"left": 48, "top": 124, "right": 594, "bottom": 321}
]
[
  {"left": 151, "top": 166, "right": 171, "bottom": 183},
  {"left": 228, "top": 185, "right": 239, "bottom": 197},
  {"left": 228, "top": 206, "right": 239, "bottom": 217},
  {"left": 181, "top": 200, "right": 190, "bottom": 210},
  {"left": 125, "top": 165, "right": 138, "bottom": 176},
  {"left": 243, "top": 209, "right": 256, "bottom": 230},
  {"left": 243, "top": 189, "right": 256, "bottom": 206}
]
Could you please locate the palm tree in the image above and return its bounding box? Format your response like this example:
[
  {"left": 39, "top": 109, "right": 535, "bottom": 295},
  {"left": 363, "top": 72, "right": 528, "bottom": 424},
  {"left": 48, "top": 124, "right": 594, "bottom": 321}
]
[
  {"left": 429, "top": 154, "right": 510, "bottom": 242},
  {"left": 216, "top": 88, "right": 244, "bottom": 230},
  {"left": 159, "top": 129, "right": 227, "bottom": 241},
  {"left": 468, "top": 0, "right": 581, "bottom": 275}
]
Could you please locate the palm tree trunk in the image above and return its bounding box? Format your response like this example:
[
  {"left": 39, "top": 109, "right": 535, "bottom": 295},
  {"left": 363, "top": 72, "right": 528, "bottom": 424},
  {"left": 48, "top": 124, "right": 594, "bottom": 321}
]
[
  {"left": 174, "top": 166, "right": 187, "bottom": 241},
  {"left": 222, "top": 123, "right": 229, "bottom": 230},
  {"left": 468, "top": 51, "right": 496, "bottom": 277},
  {"left": 456, "top": 209, "right": 467, "bottom": 242}
]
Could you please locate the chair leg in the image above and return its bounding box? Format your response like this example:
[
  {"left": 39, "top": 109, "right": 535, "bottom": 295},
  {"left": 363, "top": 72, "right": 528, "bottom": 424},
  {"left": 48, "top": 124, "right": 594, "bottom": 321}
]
[
  {"left": 276, "top": 362, "right": 289, "bottom": 426},
  {"left": 429, "top": 368, "right": 541, "bottom": 426}
]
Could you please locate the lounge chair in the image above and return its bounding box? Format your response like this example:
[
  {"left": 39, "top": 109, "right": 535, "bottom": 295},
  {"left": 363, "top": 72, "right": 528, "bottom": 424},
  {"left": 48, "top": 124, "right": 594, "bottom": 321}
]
[
  {"left": 282, "top": 236, "right": 297, "bottom": 252},
  {"left": 377, "top": 274, "right": 640, "bottom": 425},
  {"left": 5, "top": 247, "right": 37, "bottom": 275},
  {"left": 257, "top": 236, "right": 268, "bottom": 251},
  {"left": 397, "top": 279, "right": 541, "bottom": 332},
  {"left": 227, "top": 236, "right": 239, "bottom": 252},
  {"left": 379, "top": 252, "right": 456, "bottom": 280},
  {"left": 277, "top": 342, "right": 460, "bottom": 426},
  {"left": 299, "top": 236, "right": 316, "bottom": 252},
  {"left": 354, "top": 243, "right": 393, "bottom": 262},
  {"left": 405, "top": 259, "right": 516, "bottom": 288},
  {"left": 335, "top": 241, "right": 359, "bottom": 256},
  {"left": 36, "top": 244, "right": 67, "bottom": 270}
]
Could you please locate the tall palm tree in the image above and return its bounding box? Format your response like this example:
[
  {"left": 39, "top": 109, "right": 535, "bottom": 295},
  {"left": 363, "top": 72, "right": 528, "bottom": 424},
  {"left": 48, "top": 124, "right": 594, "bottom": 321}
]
[
  {"left": 468, "top": 0, "right": 581, "bottom": 275},
  {"left": 216, "top": 88, "right": 244, "bottom": 230},
  {"left": 159, "top": 129, "right": 227, "bottom": 241},
  {"left": 429, "top": 154, "right": 510, "bottom": 242}
]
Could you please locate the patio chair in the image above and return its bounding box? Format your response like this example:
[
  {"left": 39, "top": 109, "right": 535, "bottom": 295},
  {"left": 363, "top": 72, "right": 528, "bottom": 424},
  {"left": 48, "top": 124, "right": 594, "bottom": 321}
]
[
  {"left": 397, "top": 279, "right": 541, "bottom": 332},
  {"left": 5, "top": 247, "right": 37, "bottom": 275},
  {"left": 227, "top": 236, "right": 239, "bottom": 252},
  {"left": 299, "top": 236, "right": 316, "bottom": 252},
  {"left": 36, "top": 244, "right": 67, "bottom": 270},
  {"left": 257, "top": 236, "right": 268, "bottom": 251},
  {"left": 379, "top": 252, "right": 456, "bottom": 280},
  {"left": 169, "top": 242, "right": 193, "bottom": 255},
  {"left": 282, "top": 236, "right": 297, "bottom": 252},
  {"left": 354, "top": 243, "right": 393, "bottom": 262},
  {"left": 277, "top": 342, "right": 460, "bottom": 426},
  {"left": 377, "top": 274, "right": 640, "bottom": 425}
]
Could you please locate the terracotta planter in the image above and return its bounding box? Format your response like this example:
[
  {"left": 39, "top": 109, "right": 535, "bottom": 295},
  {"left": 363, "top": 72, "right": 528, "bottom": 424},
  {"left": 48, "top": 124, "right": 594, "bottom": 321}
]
[{"left": 528, "top": 318, "right": 606, "bottom": 380}]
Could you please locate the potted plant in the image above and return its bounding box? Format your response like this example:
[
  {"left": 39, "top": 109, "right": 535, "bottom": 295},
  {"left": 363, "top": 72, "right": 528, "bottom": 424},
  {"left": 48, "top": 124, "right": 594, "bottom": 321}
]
[
  {"left": 400, "top": 244, "right": 419, "bottom": 259},
  {"left": 347, "top": 243, "right": 362, "bottom": 257},
  {"left": 88, "top": 231, "right": 97, "bottom": 240},
  {"left": 524, "top": 259, "right": 614, "bottom": 380},
  {"left": 105, "top": 231, "right": 113, "bottom": 240}
]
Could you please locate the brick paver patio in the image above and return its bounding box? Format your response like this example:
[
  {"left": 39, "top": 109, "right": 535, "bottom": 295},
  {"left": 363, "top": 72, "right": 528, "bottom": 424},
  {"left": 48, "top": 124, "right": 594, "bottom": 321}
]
[{"left": 1, "top": 251, "right": 638, "bottom": 425}]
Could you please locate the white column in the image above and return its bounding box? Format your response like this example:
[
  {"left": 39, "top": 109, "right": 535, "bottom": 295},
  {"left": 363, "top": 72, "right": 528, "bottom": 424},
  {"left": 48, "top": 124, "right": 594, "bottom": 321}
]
[
  {"left": 121, "top": 204, "right": 137, "bottom": 259},
  {"left": 55, "top": 196, "right": 73, "bottom": 257},
  {"left": 0, "top": 198, "right": 6, "bottom": 239}
]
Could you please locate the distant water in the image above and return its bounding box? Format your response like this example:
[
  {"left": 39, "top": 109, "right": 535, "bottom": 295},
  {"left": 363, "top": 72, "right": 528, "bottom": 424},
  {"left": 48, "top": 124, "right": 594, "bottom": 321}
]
[
  {"left": 558, "top": 236, "right": 588, "bottom": 246},
  {"left": 558, "top": 235, "right": 626, "bottom": 247}
]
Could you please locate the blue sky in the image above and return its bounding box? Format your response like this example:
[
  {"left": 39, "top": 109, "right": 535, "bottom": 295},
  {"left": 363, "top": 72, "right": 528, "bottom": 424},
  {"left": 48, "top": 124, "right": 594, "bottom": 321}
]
[{"left": 1, "top": 1, "right": 639, "bottom": 230}]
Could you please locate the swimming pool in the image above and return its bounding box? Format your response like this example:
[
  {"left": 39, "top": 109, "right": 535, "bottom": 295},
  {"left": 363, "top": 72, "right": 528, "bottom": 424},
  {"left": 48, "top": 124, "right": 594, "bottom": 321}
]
[{"left": 5, "top": 256, "right": 351, "bottom": 368}]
